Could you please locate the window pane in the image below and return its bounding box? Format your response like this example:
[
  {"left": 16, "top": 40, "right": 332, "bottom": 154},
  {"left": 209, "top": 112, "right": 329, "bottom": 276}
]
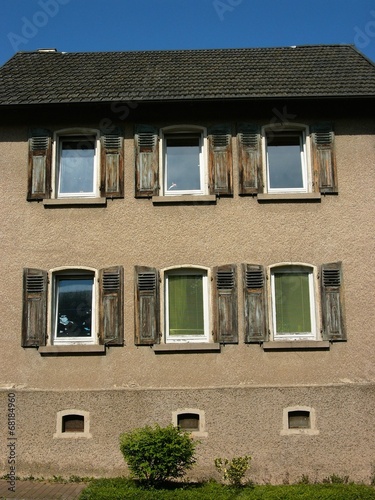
[
  {"left": 178, "top": 413, "right": 200, "bottom": 431},
  {"left": 268, "top": 133, "right": 303, "bottom": 189},
  {"left": 62, "top": 415, "right": 84, "bottom": 432},
  {"left": 166, "top": 135, "right": 201, "bottom": 191},
  {"left": 59, "top": 137, "right": 95, "bottom": 194},
  {"left": 56, "top": 278, "right": 93, "bottom": 337},
  {"left": 288, "top": 411, "right": 310, "bottom": 429},
  {"left": 275, "top": 272, "right": 311, "bottom": 334},
  {"left": 168, "top": 274, "right": 204, "bottom": 336}
]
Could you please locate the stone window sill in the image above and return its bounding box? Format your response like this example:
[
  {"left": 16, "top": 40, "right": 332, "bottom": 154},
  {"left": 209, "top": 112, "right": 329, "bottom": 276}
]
[
  {"left": 43, "top": 197, "right": 107, "bottom": 207},
  {"left": 153, "top": 343, "right": 221, "bottom": 353},
  {"left": 39, "top": 345, "right": 106, "bottom": 355},
  {"left": 262, "top": 341, "right": 330, "bottom": 351},
  {"left": 257, "top": 193, "right": 321, "bottom": 203},
  {"left": 152, "top": 195, "right": 217, "bottom": 205}
]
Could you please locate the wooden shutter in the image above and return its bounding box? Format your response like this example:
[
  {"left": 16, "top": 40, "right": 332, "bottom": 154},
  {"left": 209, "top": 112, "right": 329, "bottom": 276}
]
[
  {"left": 99, "top": 266, "right": 124, "bottom": 345},
  {"left": 237, "top": 124, "right": 262, "bottom": 194},
  {"left": 311, "top": 124, "right": 337, "bottom": 194},
  {"left": 22, "top": 268, "right": 47, "bottom": 347},
  {"left": 135, "top": 266, "right": 159, "bottom": 345},
  {"left": 243, "top": 264, "right": 268, "bottom": 343},
  {"left": 100, "top": 129, "right": 124, "bottom": 198},
  {"left": 321, "top": 262, "right": 345, "bottom": 341},
  {"left": 27, "top": 129, "right": 52, "bottom": 200},
  {"left": 208, "top": 125, "right": 233, "bottom": 196},
  {"left": 135, "top": 125, "right": 159, "bottom": 197},
  {"left": 213, "top": 264, "right": 238, "bottom": 343}
]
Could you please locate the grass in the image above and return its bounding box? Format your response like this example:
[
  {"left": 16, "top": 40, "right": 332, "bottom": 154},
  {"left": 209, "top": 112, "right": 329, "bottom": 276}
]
[{"left": 79, "top": 478, "right": 375, "bottom": 499}]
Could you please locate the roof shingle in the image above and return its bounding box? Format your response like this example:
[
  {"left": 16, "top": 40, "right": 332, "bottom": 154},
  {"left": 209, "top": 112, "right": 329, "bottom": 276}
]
[{"left": 0, "top": 45, "right": 374, "bottom": 106}]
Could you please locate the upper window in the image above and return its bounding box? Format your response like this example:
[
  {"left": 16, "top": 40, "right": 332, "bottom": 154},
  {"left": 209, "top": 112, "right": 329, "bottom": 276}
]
[
  {"left": 165, "top": 268, "right": 209, "bottom": 343},
  {"left": 270, "top": 265, "right": 317, "bottom": 341},
  {"left": 56, "top": 134, "right": 98, "bottom": 198},
  {"left": 53, "top": 270, "right": 95, "bottom": 345},
  {"left": 134, "top": 124, "right": 233, "bottom": 198},
  {"left": 265, "top": 129, "right": 309, "bottom": 193},
  {"left": 163, "top": 131, "right": 205, "bottom": 195},
  {"left": 237, "top": 123, "right": 337, "bottom": 196},
  {"left": 27, "top": 128, "right": 124, "bottom": 201}
]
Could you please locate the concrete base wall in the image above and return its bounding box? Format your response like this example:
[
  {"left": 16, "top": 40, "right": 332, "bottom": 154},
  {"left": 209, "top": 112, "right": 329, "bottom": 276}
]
[{"left": 1, "top": 384, "right": 374, "bottom": 484}]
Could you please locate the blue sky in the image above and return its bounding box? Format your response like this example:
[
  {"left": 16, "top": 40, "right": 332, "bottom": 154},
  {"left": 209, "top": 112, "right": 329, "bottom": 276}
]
[{"left": 1, "top": 0, "right": 375, "bottom": 66}]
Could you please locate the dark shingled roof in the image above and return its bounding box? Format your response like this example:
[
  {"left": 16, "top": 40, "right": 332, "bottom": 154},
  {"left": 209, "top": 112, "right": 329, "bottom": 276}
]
[{"left": 0, "top": 45, "right": 375, "bottom": 106}]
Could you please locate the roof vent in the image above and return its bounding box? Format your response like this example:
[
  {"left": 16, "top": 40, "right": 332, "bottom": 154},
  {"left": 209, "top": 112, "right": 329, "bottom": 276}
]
[{"left": 37, "top": 48, "right": 58, "bottom": 53}]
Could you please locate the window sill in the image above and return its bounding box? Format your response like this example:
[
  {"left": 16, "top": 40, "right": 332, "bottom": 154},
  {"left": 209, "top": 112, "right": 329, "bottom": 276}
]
[
  {"left": 153, "top": 343, "right": 221, "bottom": 353},
  {"left": 280, "top": 429, "right": 320, "bottom": 436},
  {"left": 43, "top": 197, "right": 107, "bottom": 207},
  {"left": 152, "top": 195, "right": 217, "bottom": 205},
  {"left": 257, "top": 193, "right": 321, "bottom": 203},
  {"left": 38, "top": 345, "right": 106, "bottom": 355},
  {"left": 262, "top": 341, "right": 330, "bottom": 351}
]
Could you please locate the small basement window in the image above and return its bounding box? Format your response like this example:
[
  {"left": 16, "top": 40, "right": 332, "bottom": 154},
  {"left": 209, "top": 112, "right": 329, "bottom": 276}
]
[
  {"left": 288, "top": 410, "right": 310, "bottom": 429},
  {"left": 62, "top": 414, "right": 84, "bottom": 433},
  {"left": 172, "top": 408, "right": 208, "bottom": 437},
  {"left": 54, "top": 409, "right": 92, "bottom": 439},
  {"left": 281, "top": 406, "right": 319, "bottom": 435},
  {"left": 177, "top": 413, "right": 200, "bottom": 432}
]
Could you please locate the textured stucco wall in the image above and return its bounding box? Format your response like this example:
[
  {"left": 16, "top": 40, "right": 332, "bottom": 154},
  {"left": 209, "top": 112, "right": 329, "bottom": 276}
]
[
  {"left": 1, "top": 385, "right": 375, "bottom": 483},
  {"left": 0, "top": 104, "right": 374, "bottom": 480}
]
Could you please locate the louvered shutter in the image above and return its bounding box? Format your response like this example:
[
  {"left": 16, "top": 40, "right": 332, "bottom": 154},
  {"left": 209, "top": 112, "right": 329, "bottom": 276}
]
[
  {"left": 208, "top": 125, "right": 233, "bottom": 196},
  {"left": 27, "top": 129, "right": 52, "bottom": 200},
  {"left": 22, "top": 268, "right": 47, "bottom": 347},
  {"left": 243, "top": 264, "right": 268, "bottom": 343},
  {"left": 321, "top": 262, "right": 345, "bottom": 341},
  {"left": 100, "top": 129, "right": 124, "bottom": 198},
  {"left": 311, "top": 124, "right": 337, "bottom": 194},
  {"left": 135, "top": 125, "right": 159, "bottom": 197},
  {"left": 99, "top": 266, "right": 124, "bottom": 345},
  {"left": 213, "top": 264, "right": 238, "bottom": 343},
  {"left": 135, "top": 266, "right": 159, "bottom": 345},
  {"left": 237, "top": 124, "right": 262, "bottom": 194}
]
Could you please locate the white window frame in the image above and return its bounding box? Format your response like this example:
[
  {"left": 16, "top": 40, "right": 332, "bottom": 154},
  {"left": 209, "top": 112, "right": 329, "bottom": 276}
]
[
  {"left": 262, "top": 125, "right": 311, "bottom": 194},
  {"left": 49, "top": 267, "right": 98, "bottom": 345},
  {"left": 163, "top": 266, "right": 210, "bottom": 343},
  {"left": 269, "top": 263, "right": 319, "bottom": 341},
  {"left": 52, "top": 129, "right": 100, "bottom": 198},
  {"left": 160, "top": 126, "right": 207, "bottom": 196}
]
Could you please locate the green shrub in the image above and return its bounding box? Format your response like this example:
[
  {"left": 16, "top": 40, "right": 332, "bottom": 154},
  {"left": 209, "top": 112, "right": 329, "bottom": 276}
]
[
  {"left": 214, "top": 455, "right": 252, "bottom": 487},
  {"left": 119, "top": 424, "right": 198, "bottom": 485}
]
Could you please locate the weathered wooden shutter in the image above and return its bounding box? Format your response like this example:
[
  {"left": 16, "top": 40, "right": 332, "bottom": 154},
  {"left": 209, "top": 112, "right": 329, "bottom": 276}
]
[
  {"left": 237, "top": 124, "right": 262, "bottom": 194},
  {"left": 321, "top": 262, "right": 345, "bottom": 341},
  {"left": 135, "top": 125, "right": 159, "bottom": 197},
  {"left": 311, "top": 124, "right": 337, "bottom": 194},
  {"left": 208, "top": 125, "right": 233, "bottom": 196},
  {"left": 243, "top": 264, "right": 268, "bottom": 343},
  {"left": 213, "top": 264, "right": 238, "bottom": 343},
  {"left": 27, "top": 129, "right": 52, "bottom": 200},
  {"left": 135, "top": 266, "right": 159, "bottom": 344},
  {"left": 22, "top": 268, "right": 47, "bottom": 347},
  {"left": 100, "top": 129, "right": 124, "bottom": 198},
  {"left": 99, "top": 266, "right": 124, "bottom": 345}
]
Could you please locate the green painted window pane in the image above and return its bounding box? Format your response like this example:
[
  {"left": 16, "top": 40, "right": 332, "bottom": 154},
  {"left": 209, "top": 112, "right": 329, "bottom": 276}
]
[
  {"left": 275, "top": 272, "right": 311, "bottom": 334},
  {"left": 168, "top": 274, "right": 204, "bottom": 336}
]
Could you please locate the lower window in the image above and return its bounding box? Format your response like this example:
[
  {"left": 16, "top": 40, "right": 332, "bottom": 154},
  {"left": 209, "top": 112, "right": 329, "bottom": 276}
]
[
  {"left": 165, "top": 269, "right": 209, "bottom": 342},
  {"left": 53, "top": 271, "right": 95, "bottom": 344},
  {"left": 271, "top": 265, "right": 316, "bottom": 340}
]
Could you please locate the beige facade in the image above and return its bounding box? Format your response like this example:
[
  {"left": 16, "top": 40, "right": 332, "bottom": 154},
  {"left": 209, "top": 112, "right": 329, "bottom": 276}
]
[{"left": 0, "top": 48, "right": 375, "bottom": 483}]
